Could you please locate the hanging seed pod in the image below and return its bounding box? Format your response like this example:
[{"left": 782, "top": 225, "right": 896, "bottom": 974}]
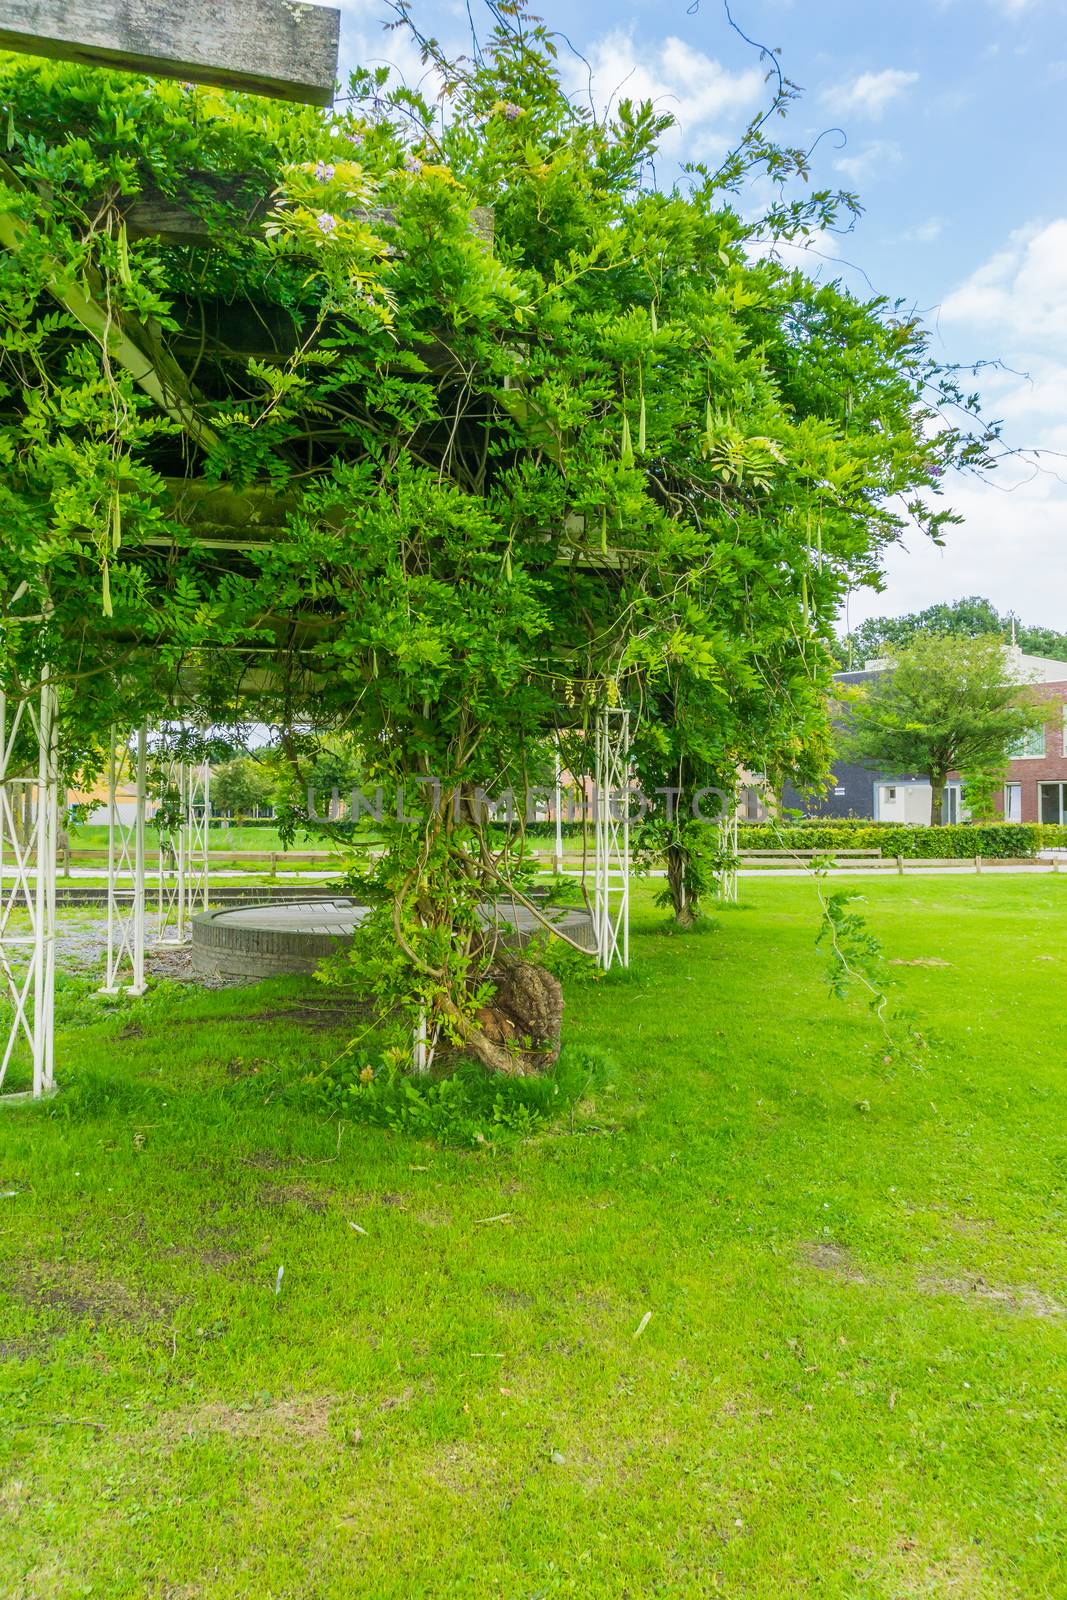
[
  {"left": 638, "top": 394, "right": 647, "bottom": 454},
  {"left": 650, "top": 302, "right": 658, "bottom": 336},
  {"left": 503, "top": 549, "right": 512, "bottom": 580},
  {"left": 801, "top": 570, "right": 809, "bottom": 627},
  {"left": 111, "top": 489, "right": 121, "bottom": 553},
  {"left": 601, "top": 506, "right": 608, "bottom": 554},
  {"left": 102, "top": 561, "right": 112, "bottom": 618},
  {"left": 620, "top": 411, "right": 634, "bottom": 467},
  {"left": 116, "top": 221, "right": 133, "bottom": 289}
]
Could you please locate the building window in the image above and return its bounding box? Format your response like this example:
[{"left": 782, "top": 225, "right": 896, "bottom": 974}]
[
  {"left": 1004, "top": 782, "right": 1022, "bottom": 822},
  {"left": 1039, "top": 782, "right": 1066, "bottom": 824},
  {"left": 1010, "top": 726, "right": 1046, "bottom": 759},
  {"left": 886, "top": 786, "right": 896, "bottom": 801}
]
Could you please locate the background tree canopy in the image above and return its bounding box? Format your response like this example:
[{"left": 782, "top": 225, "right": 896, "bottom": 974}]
[
  {"left": 0, "top": 3, "right": 994, "bottom": 1065},
  {"left": 841, "top": 632, "right": 1046, "bottom": 825},
  {"left": 838, "top": 596, "right": 1067, "bottom": 669}
]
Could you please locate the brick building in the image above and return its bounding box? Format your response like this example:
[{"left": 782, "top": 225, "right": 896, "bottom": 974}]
[{"left": 999, "top": 675, "right": 1067, "bottom": 823}]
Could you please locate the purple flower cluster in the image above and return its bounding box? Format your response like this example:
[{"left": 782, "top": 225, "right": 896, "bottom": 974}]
[
  {"left": 502, "top": 102, "right": 523, "bottom": 121},
  {"left": 315, "top": 161, "right": 336, "bottom": 183},
  {"left": 404, "top": 154, "right": 423, "bottom": 176},
  {"left": 316, "top": 212, "right": 337, "bottom": 236}
]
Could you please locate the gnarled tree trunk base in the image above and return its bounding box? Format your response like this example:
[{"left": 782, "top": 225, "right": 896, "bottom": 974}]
[{"left": 461, "top": 961, "right": 565, "bottom": 1075}]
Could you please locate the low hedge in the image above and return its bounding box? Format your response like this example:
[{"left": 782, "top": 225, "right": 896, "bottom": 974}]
[{"left": 739, "top": 821, "right": 1067, "bottom": 859}]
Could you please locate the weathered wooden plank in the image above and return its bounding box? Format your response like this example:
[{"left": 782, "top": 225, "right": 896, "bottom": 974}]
[
  {"left": 122, "top": 176, "right": 272, "bottom": 247},
  {"left": 119, "top": 176, "right": 494, "bottom": 251},
  {"left": 128, "top": 485, "right": 622, "bottom": 568},
  {"left": 0, "top": 0, "right": 340, "bottom": 106}
]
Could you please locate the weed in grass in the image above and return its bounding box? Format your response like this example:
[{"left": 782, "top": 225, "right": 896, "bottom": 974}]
[{"left": 294, "top": 1042, "right": 613, "bottom": 1147}]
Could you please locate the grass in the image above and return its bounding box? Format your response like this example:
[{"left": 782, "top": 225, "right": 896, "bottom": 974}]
[
  {"left": 68, "top": 823, "right": 346, "bottom": 855},
  {"left": 1, "top": 876, "right": 1065, "bottom": 1597},
  {"left": 68, "top": 823, "right": 596, "bottom": 860}
]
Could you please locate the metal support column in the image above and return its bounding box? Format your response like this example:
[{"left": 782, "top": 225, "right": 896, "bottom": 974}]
[
  {"left": 0, "top": 675, "right": 59, "bottom": 1100},
  {"left": 155, "top": 751, "right": 186, "bottom": 945},
  {"left": 187, "top": 755, "right": 210, "bottom": 925},
  {"left": 154, "top": 747, "right": 210, "bottom": 945},
  {"left": 593, "top": 705, "right": 630, "bottom": 970},
  {"left": 553, "top": 741, "right": 564, "bottom": 876},
  {"left": 717, "top": 812, "right": 739, "bottom": 904},
  {"left": 99, "top": 726, "right": 147, "bottom": 994}
]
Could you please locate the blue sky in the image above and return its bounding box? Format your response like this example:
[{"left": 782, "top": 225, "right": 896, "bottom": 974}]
[{"left": 336, "top": 0, "right": 1067, "bottom": 631}]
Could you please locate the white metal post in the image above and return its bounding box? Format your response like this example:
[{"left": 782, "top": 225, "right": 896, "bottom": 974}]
[
  {"left": 0, "top": 675, "right": 59, "bottom": 1100},
  {"left": 100, "top": 725, "right": 147, "bottom": 994},
  {"left": 717, "top": 812, "right": 739, "bottom": 904},
  {"left": 187, "top": 756, "right": 210, "bottom": 924},
  {"left": 553, "top": 741, "right": 564, "bottom": 876},
  {"left": 413, "top": 1007, "right": 428, "bottom": 1075},
  {"left": 593, "top": 706, "right": 630, "bottom": 969},
  {"left": 154, "top": 746, "right": 210, "bottom": 945},
  {"left": 155, "top": 752, "right": 186, "bottom": 945}
]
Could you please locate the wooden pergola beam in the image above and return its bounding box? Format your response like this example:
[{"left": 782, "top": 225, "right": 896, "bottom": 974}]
[
  {"left": 129, "top": 482, "right": 622, "bottom": 568},
  {"left": 0, "top": 0, "right": 340, "bottom": 106},
  {"left": 0, "top": 158, "right": 219, "bottom": 453},
  {"left": 118, "top": 176, "right": 494, "bottom": 251}
]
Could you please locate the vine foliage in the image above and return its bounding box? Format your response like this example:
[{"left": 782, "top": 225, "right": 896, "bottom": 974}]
[{"left": 0, "top": 7, "right": 990, "bottom": 1067}]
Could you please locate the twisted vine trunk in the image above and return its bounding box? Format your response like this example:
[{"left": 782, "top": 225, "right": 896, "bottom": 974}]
[
  {"left": 666, "top": 840, "right": 698, "bottom": 928},
  {"left": 401, "top": 786, "right": 566, "bottom": 1074}
]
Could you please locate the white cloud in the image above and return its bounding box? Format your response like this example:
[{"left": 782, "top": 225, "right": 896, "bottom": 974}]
[
  {"left": 336, "top": 1, "right": 448, "bottom": 97},
  {"left": 941, "top": 219, "right": 1067, "bottom": 351},
  {"left": 560, "top": 30, "right": 764, "bottom": 162},
  {"left": 833, "top": 139, "right": 903, "bottom": 183},
  {"left": 847, "top": 461, "right": 1067, "bottom": 628},
  {"left": 938, "top": 0, "right": 1039, "bottom": 15},
  {"left": 848, "top": 217, "right": 1067, "bottom": 628},
  {"left": 904, "top": 216, "right": 945, "bottom": 243},
  {"left": 821, "top": 68, "right": 919, "bottom": 121}
]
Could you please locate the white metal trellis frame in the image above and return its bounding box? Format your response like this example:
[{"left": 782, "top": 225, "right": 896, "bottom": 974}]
[
  {"left": 0, "top": 676, "right": 59, "bottom": 1100},
  {"left": 593, "top": 706, "right": 630, "bottom": 970},
  {"left": 187, "top": 757, "right": 211, "bottom": 924},
  {"left": 552, "top": 739, "right": 565, "bottom": 875},
  {"left": 717, "top": 812, "right": 739, "bottom": 904},
  {"left": 154, "top": 751, "right": 211, "bottom": 945},
  {"left": 99, "top": 726, "right": 147, "bottom": 994}
]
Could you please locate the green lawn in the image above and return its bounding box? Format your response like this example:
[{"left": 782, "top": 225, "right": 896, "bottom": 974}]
[
  {"left": 1, "top": 877, "right": 1065, "bottom": 1598},
  {"left": 68, "top": 823, "right": 345, "bottom": 855}
]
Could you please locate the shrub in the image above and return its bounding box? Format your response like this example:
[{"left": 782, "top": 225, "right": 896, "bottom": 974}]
[{"left": 738, "top": 821, "right": 1056, "bottom": 858}]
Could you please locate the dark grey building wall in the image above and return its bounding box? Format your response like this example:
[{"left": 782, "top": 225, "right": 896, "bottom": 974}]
[
  {"left": 781, "top": 763, "right": 926, "bottom": 820},
  {"left": 781, "top": 669, "right": 924, "bottom": 820}
]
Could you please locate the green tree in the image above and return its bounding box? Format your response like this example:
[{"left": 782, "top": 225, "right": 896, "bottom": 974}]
[
  {"left": 959, "top": 765, "right": 1007, "bottom": 824},
  {"left": 839, "top": 597, "right": 1067, "bottom": 669},
  {"left": 211, "top": 756, "right": 273, "bottom": 821},
  {"left": 843, "top": 634, "right": 1045, "bottom": 825}
]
